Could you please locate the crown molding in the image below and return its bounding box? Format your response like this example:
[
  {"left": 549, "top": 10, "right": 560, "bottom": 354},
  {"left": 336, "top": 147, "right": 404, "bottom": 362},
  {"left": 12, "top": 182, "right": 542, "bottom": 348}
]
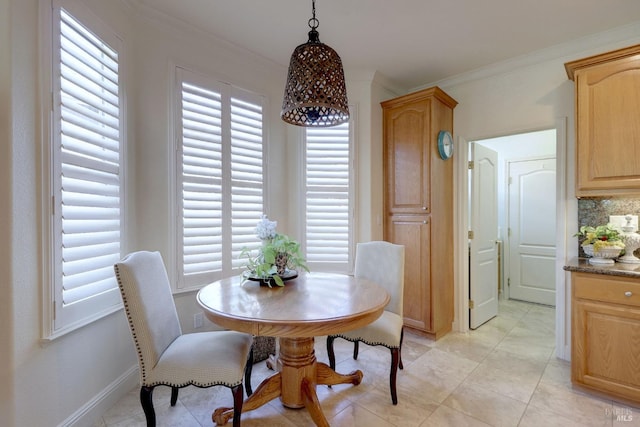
[{"left": 415, "top": 20, "right": 640, "bottom": 91}]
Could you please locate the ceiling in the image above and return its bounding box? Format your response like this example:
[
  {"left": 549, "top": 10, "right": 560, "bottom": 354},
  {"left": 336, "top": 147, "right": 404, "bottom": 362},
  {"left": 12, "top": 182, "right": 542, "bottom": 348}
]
[{"left": 131, "top": 0, "right": 640, "bottom": 89}]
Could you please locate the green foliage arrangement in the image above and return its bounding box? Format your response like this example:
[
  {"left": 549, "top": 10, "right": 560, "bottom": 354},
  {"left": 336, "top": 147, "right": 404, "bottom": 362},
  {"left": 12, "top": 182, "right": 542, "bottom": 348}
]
[
  {"left": 240, "top": 216, "right": 309, "bottom": 287},
  {"left": 575, "top": 224, "right": 625, "bottom": 251}
]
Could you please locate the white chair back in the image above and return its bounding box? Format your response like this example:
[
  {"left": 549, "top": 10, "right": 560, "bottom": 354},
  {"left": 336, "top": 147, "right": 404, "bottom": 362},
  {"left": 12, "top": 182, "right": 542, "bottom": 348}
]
[
  {"left": 354, "top": 241, "right": 405, "bottom": 316},
  {"left": 114, "top": 251, "right": 182, "bottom": 383}
]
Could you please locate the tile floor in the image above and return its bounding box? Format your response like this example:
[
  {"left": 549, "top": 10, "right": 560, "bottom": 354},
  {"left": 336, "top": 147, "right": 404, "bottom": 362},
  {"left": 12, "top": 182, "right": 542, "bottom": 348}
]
[{"left": 94, "top": 299, "right": 639, "bottom": 426}]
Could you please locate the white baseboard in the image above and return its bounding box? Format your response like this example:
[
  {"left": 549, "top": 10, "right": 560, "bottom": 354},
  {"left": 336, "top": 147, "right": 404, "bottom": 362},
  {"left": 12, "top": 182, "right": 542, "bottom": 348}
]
[{"left": 58, "top": 365, "right": 139, "bottom": 427}]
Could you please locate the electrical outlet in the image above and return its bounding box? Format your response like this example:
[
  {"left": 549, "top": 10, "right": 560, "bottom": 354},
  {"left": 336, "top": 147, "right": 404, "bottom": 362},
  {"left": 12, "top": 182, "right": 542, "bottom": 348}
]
[{"left": 193, "top": 312, "right": 204, "bottom": 329}]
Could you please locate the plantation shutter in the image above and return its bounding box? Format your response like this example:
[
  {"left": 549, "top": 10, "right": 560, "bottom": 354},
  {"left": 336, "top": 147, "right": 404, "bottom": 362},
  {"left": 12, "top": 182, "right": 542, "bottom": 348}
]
[
  {"left": 304, "top": 122, "right": 353, "bottom": 271},
  {"left": 180, "top": 81, "right": 224, "bottom": 282},
  {"left": 230, "top": 96, "right": 264, "bottom": 268},
  {"left": 177, "top": 69, "right": 264, "bottom": 290},
  {"left": 53, "top": 7, "right": 123, "bottom": 332}
]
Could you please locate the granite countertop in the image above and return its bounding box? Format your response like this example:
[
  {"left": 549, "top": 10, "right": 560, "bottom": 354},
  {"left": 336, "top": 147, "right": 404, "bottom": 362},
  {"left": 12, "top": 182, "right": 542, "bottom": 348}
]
[{"left": 564, "top": 258, "right": 640, "bottom": 279}]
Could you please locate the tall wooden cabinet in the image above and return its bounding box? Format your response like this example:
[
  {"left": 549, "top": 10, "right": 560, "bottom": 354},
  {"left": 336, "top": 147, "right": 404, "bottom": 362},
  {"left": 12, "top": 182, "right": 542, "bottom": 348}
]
[
  {"left": 565, "top": 44, "right": 640, "bottom": 197},
  {"left": 381, "top": 87, "right": 457, "bottom": 339}
]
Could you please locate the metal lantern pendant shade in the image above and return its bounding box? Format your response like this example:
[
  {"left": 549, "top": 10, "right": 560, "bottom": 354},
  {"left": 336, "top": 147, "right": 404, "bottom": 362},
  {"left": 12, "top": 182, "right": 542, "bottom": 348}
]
[{"left": 281, "top": 1, "right": 349, "bottom": 127}]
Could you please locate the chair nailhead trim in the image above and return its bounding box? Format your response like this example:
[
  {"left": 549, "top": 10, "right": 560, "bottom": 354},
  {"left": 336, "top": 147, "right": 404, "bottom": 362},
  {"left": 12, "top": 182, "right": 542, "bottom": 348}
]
[{"left": 331, "top": 334, "right": 399, "bottom": 349}]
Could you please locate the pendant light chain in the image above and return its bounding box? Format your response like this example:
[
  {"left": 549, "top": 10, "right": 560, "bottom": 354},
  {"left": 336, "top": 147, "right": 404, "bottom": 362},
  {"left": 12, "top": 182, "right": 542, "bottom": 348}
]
[{"left": 309, "top": 0, "right": 319, "bottom": 31}]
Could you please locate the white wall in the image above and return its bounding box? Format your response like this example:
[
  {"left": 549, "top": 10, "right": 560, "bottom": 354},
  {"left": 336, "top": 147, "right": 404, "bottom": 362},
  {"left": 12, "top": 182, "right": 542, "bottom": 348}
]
[
  {"left": 431, "top": 23, "right": 640, "bottom": 355},
  {"left": 5, "top": 1, "right": 138, "bottom": 426},
  {"left": 129, "top": 5, "right": 290, "bottom": 328},
  {"left": 1, "top": 0, "right": 15, "bottom": 423}
]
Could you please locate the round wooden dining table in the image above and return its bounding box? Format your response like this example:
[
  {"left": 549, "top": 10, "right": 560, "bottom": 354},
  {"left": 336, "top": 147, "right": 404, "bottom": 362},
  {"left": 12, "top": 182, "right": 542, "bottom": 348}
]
[{"left": 196, "top": 272, "right": 390, "bottom": 427}]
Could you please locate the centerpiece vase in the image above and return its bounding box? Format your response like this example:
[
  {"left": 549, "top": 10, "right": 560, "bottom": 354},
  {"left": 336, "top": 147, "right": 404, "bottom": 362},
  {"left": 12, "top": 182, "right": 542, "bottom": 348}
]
[
  {"left": 619, "top": 215, "right": 640, "bottom": 264},
  {"left": 275, "top": 252, "right": 288, "bottom": 275}
]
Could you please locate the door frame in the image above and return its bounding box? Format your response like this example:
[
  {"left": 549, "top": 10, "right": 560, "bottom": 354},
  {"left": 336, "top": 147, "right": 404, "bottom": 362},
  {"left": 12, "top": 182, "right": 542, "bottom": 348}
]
[{"left": 454, "top": 117, "right": 569, "bottom": 360}]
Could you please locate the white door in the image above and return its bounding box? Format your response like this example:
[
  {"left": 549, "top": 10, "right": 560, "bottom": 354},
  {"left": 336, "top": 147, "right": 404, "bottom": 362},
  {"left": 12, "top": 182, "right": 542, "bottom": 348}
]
[
  {"left": 507, "top": 158, "right": 556, "bottom": 306},
  {"left": 469, "top": 143, "right": 499, "bottom": 329}
]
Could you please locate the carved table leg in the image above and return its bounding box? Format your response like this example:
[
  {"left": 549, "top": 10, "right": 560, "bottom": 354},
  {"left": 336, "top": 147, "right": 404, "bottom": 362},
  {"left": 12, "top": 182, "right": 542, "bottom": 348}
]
[
  {"left": 316, "top": 362, "right": 363, "bottom": 387},
  {"left": 213, "top": 336, "right": 365, "bottom": 426},
  {"left": 301, "top": 377, "right": 329, "bottom": 427},
  {"left": 213, "top": 372, "right": 282, "bottom": 425}
]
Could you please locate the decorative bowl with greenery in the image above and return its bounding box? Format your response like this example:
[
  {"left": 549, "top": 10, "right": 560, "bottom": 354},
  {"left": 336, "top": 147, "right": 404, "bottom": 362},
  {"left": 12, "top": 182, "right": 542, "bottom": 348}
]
[
  {"left": 240, "top": 216, "right": 309, "bottom": 287},
  {"left": 575, "top": 224, "right": 625, "bottom": 254}
]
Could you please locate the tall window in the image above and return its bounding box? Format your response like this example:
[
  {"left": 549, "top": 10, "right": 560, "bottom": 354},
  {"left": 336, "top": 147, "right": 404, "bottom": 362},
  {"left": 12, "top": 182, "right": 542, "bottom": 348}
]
[
  {"left": 176, "top": 68, "right": 265, "bottom": 290},
  {"left": 47, "top": 5, "right": 124, "bottom": 336},
  {"left": 303, "top": 122, "right": 354, "bottom": 272}
]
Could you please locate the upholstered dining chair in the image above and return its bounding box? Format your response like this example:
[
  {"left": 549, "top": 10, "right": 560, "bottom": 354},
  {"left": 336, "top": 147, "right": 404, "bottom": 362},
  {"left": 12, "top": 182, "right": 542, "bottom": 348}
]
[
  {"left": 326, "top": 241, "right": 405, "bottom": 404},
  {"left": 114, "top": 251, "right": 254, "bottom": 427}
]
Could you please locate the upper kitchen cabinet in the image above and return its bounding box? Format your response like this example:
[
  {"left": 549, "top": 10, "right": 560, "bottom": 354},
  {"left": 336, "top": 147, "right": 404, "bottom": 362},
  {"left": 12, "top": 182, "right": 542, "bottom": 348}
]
[
  {"left": 382, "top": 87, "right": 458, "bottom": 214},
  {"left": 565, "top": 44, "right": 640, "bottom": 197}
]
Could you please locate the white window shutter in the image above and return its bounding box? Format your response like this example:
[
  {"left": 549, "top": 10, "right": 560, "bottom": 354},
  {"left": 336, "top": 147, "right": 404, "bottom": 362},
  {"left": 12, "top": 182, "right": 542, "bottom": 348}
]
[
  {"left": 51, "top": 7, "right": 124, "bottom": 335},
  {"left": 177, "top": 70, "right": 264, "bottom": 290},
  {"left": 304, "top": 123, "right": 353, "bottom": 272},
  {"left": 230, "top": 96, "right": 265, "bottom": 268},
  {"left": 180, "top": 82, "right": 224, "bottom": 281}
]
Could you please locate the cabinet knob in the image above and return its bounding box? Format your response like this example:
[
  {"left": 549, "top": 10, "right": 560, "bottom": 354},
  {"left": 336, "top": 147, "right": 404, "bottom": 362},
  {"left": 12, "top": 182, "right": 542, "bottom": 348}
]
[
  {"left": 423, "top": 220, "right": 428, "bottom": 224},
  {"left": 422, "top": 206, "right": 427, "bottom": 210},
  {"left": 625, "top": 291, "right": 633, "bottom": 297}
]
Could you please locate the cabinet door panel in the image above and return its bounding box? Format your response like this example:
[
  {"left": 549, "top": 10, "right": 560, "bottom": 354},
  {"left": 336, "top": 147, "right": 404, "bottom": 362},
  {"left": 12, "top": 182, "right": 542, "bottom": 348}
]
[
  {"left": 574, "top": 54, "right": 640, "bottom": 196},
  {"left": 573, "top": 299, "right": 640, "bottom": 401},
  {"left": 386, "top": 215, "right": 431, "bottom": 331},
  {"left": 384, "top": 102, "right": 430, "bottom": 214}
]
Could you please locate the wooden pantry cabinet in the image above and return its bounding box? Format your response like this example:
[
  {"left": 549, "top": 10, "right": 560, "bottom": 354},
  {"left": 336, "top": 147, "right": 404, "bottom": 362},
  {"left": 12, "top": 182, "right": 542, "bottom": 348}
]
[
  {"left": 381, "top": 87, "right": 457, "bottom": 339},
  {"left": 565, "top": 44, "right": 640, "bottom": 197},
  {"left": 571, "top": 271, "right": 640, "bottom": 404}
]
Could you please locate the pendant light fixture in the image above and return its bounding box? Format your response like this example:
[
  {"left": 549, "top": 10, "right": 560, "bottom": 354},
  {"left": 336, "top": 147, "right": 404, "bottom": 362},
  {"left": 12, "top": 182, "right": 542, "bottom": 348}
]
[{"left": 281, "top": 0, "right": 349, "bottom": 127}]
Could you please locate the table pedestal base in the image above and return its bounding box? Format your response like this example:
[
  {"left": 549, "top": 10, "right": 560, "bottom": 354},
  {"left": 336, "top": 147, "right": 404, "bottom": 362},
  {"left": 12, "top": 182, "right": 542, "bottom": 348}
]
[{"left": 213, "top": 337, "right": 363, "bottom": 427}]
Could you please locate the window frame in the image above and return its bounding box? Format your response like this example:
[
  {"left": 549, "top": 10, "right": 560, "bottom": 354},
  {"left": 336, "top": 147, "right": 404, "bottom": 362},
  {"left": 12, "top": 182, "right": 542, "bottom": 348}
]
[
  {"left": 173, "top": 67, "right": 267, "bottom": 292},
  {"left": 41, "top": 0, "right": 127, "bottom": 340}
]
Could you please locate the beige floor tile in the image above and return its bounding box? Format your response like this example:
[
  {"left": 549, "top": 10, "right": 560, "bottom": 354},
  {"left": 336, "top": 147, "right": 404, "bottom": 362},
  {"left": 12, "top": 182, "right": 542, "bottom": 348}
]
[
  {"left": 480, "top": 347, "right": 548, "bottom": 376},
  {"left": 355, "top": 383, "right": 438, "bottom": 426},
  {"left": 528, "top": 381, "right": 613, "bottom": 427},
  {"left": 442, "top": 382, "right": 527, "bottom": 427},
  {"left": 611, "top": 404, "right": 640, "bottom": 427},
  {"left": 462, "top": 361, "right": 542, "bottom": 403},
  {"left": 420, "top": 405, "right": 492, "bottom": 427},
  {"left": 519, "top": 403, "right": 607, "bottom": 427},
  {"left": 329, "top": 403, "right": 395, "bottom": 427},
  {"left": 95, "top": 300, "right": 640, "bottom": 427},
  {"left": 538, "top": 357, "right": 573, "bottom": 389},
  {"left": 399, "top": 348, "right": 479, "bottom": 403},
  {"left": 430, "top": 332, "right": 497, "bottom": 363}
]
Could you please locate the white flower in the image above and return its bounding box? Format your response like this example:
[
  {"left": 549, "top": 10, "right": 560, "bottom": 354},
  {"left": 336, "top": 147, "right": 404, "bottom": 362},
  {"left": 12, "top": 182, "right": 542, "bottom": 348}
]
[{"left": 255, "top": 215, "right": 277, "bottom": 240}]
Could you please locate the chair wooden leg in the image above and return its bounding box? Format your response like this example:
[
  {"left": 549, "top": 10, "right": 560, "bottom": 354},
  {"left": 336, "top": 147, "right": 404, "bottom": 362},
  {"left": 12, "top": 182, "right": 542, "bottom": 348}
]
[
  {"left": 399, "top": 327, "right": 404, "bottom": 370},
  {"left": 170, "top": 386, "right": 178, "bottom": 406},
  {"left": 231, "top": 384, "right": 244, "bottom": 427},
  {"left": 326, "top": 336, "right": 336, "bottom": 370},
  {"left": 140, "top": 386, "right": 156, "bottom": 427},
  {"left": 245, "top": 346, "right": 254, "bottom": 397},
  {"left": 389, "top": 348, "right": 399, "bottom": 405},
  {"left": 353, "top": 341, "right": 360, "bottom": 360}
]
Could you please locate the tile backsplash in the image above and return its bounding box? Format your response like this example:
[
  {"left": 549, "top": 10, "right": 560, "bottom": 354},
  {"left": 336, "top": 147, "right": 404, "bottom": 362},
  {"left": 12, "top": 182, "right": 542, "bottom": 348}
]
[{"left": 577, "top": 198, "right": 640, "bottom": 257}]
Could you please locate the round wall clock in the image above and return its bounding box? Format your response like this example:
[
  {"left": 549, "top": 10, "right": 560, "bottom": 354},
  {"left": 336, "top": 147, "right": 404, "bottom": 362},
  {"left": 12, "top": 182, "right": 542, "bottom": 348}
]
[{"left": 437, "top": 130, "right": 454, "bottom": 160}]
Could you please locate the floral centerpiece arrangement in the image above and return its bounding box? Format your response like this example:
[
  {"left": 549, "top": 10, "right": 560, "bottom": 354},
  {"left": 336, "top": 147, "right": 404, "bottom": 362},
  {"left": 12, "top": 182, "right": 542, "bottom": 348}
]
[
  {"left": 240, "top": 215, "right": 309, "bottom": 287},
  {"left": 575, "top": 224, "right": 625, "bottom": 261}
]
